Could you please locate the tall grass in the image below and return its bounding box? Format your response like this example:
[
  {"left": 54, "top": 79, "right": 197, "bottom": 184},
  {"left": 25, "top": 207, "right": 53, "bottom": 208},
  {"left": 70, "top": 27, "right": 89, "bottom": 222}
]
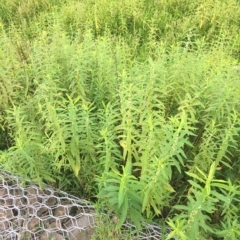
[{"left": 0, "top": 0, "right": 240, "bottom": 238}]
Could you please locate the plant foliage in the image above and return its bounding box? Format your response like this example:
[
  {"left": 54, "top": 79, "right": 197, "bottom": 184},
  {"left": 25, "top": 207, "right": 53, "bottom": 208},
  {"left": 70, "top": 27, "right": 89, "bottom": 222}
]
[{"left": 0, "top": 0, "right": 240, "bottom": 238}]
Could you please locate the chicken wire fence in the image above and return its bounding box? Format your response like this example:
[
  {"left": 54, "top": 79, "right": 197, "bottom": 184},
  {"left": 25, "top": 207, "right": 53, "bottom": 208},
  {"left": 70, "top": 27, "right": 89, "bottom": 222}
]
[{"left": 0, "top": 171, "right": 173, "bottom": 240}]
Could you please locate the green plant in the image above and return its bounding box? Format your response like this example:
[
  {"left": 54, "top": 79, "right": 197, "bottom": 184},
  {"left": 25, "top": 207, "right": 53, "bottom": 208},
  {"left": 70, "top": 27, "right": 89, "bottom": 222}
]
[{"left": 0, "top": 0, "right": 240, "bottom": 238}]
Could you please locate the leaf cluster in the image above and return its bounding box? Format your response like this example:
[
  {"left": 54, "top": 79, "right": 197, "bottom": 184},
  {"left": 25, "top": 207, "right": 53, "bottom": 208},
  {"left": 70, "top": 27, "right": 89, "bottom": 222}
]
[{"left": 0, "top": 0, "right": 240, "bottom": 238}]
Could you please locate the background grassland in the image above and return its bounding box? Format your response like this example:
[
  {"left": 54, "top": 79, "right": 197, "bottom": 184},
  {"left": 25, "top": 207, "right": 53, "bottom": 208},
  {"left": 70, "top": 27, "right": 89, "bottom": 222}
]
[{"left": 0, "top": 0, "right": 240, "bottom": 239}]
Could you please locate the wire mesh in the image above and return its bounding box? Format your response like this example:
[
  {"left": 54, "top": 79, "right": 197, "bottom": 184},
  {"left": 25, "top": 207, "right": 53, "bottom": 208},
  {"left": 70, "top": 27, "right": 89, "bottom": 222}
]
[{"left": 0, "top": 171, "right": 172, "bottom": 240}]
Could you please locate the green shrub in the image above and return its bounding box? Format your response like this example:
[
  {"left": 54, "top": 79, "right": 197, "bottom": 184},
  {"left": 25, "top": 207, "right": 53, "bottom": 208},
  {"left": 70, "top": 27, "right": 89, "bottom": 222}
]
[{"left": 0, "top": 0, "right": 240, "bottom": 238}]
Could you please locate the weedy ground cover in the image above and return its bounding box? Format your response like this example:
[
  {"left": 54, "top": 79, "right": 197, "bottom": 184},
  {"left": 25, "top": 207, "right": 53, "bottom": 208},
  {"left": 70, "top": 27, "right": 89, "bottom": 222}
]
[{"left": 0, "top": 0, "right": 240, "bottom": 239}]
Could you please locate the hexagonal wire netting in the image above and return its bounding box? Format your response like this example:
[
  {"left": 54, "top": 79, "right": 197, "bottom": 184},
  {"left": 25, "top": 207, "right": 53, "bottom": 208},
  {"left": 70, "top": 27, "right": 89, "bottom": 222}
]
[{"left": 0, "top": 171, "right": 173, "bottom": 239}]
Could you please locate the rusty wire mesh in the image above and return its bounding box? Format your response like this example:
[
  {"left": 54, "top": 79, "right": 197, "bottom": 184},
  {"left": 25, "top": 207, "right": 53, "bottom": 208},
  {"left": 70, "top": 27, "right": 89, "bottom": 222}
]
[{"left": 0, "top": 171, "right": 171, "bottom": 240}]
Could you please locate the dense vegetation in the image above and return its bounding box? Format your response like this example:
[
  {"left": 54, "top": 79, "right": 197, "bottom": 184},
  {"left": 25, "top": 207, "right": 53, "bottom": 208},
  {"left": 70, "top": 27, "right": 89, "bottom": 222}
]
[{"left": 0, "top": 0, "right": 240, "bottom": 239}]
